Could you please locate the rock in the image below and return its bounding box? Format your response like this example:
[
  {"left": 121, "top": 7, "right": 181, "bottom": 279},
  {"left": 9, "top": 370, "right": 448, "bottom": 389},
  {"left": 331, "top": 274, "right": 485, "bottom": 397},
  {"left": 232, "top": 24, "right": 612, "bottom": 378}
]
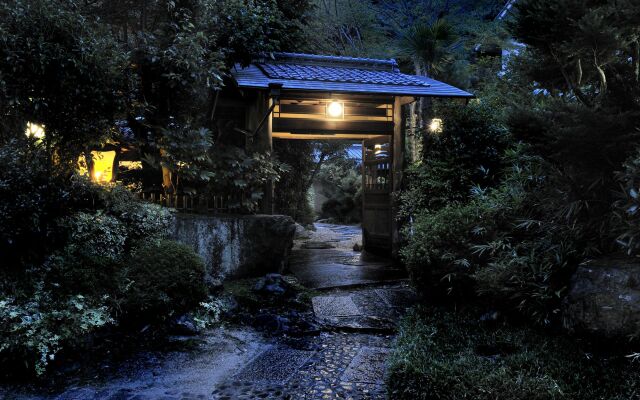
[
  {"left": 294, "top": 223, "right": 310, "bottom": 239},
  {"left": 253, "top": 273, "right": 293, "bottom": 296},
  {"left": 301, "top": 241, "right": 335, "bottom": 249},
  {"left": 563, "top": 257, "right": 640, "bottom": 339},
  {"left": 170, "top": 314, "right": 200, "bottom": 336},
  {"left": 253, "top": 313, "right": 290, "bottom": 332}
]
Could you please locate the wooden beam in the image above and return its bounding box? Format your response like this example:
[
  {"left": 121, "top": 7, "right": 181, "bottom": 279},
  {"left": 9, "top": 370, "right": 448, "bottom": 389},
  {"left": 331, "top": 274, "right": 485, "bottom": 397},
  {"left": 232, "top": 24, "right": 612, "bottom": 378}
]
[
  {"left": 398, "top": 96, "right": 416, "bottom": 106},
  {"left": 278, "top": 103, "right": 390, "bottom": 117},
  {"left": 273, "top": 132, "right": 383, "bottom": 140},
  {"left": 279, "top": 91, "right": 394, "bottom": 104},
  {"left": 273, "top": 118, "right": 393, "bottom": 135}
]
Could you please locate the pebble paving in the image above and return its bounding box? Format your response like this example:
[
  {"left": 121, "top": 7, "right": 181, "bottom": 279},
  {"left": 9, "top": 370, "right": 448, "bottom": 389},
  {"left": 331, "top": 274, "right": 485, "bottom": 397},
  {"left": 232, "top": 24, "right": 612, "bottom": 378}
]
[{"left": 211, "top": 332, "right": 392, "bottom": 399}]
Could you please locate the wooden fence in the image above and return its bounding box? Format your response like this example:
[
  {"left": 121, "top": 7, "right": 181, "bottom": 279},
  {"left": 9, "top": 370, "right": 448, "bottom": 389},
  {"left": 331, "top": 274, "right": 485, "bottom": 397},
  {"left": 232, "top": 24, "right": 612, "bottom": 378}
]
[{"left": 138, "top": 191, "right": 253, "bottom": 214}]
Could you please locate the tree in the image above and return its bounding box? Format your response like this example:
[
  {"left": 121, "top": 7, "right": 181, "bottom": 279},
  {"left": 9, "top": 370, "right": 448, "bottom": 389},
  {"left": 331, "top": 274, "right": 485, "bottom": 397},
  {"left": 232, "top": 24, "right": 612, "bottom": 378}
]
[
  {"left": 503, "top": 0, "right": 640, "bottom": 256},
  {"left": 0, "top": 0, "right": 128, "bottom": 163},
  {"left": 79, "top": 0, "right": 311, "bottom": 197},
  {"left": 511, "top": 0, "right": 640, "bottom": 108}
]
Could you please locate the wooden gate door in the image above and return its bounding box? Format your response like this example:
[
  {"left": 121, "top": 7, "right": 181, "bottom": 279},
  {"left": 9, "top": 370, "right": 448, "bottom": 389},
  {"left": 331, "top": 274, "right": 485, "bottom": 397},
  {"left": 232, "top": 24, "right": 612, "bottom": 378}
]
[{"left": 362, "top": 136, "right": 392, "bottom": 254}]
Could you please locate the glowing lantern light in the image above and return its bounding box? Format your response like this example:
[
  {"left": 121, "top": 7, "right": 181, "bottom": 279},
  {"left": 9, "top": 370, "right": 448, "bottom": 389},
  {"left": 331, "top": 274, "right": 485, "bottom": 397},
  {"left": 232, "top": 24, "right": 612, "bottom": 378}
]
[
  {"left": 90, "top": 150, "right": 116, "bottom": 184},
  {"left": 25, "top": 122, "right": 45, "bottom": 139},
  {"left": 326, "top": 101, "right": 344, "bottom": 119},
  {"left": 429, "top": 118, "right": 443, "bottom": 134}
]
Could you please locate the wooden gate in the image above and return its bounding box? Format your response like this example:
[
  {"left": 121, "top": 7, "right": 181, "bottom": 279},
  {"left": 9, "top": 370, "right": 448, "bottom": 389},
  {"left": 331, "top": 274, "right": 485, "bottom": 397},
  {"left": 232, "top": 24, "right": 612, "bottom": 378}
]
[{"left": 362, "top": 136, "right": 392, "bottom": 254}]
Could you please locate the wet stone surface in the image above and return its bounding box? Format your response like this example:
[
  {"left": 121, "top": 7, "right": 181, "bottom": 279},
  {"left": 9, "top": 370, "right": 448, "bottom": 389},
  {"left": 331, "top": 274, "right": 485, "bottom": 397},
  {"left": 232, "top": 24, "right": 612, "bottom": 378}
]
[
  {"left": 312, "top": 295, "right": 361, "bottom": 317},
  {"left": 211, "top": 333, "right": 391, "bottom": 400},
  {"left": 234, "top": 348, "right": 315, "bottom": 384}
]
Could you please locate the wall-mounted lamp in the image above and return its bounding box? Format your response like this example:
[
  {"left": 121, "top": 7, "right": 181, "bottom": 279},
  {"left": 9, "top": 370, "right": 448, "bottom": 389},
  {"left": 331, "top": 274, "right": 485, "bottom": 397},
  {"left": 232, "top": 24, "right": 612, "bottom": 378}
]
[
  {"left": 429, "top": 118, "right": 443, "bottom": 134},
  {"left": 326, "top": 101, "right": 344, "bottom": 119},
  {"left": 25, "top": 122, "right": 45, "bottom": 139}
]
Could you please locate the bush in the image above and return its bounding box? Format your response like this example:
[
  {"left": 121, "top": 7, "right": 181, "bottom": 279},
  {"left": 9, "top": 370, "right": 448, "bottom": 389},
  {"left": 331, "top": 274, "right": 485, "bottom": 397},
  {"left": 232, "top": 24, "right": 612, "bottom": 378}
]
[
  {"left": 387, "top": 306, "right": 640, "bottom": 400},
  {"left": 401, "top": 202, "right": 492, "bottom": 298},
  {"left": 403, "top": 146, "right": 582, "bottom": 324},
  {"left": 62, "top": 211, "right": 128, "bottom": 260},
  {"left": 0, "top": 141, "right": 101, "bottom": 272},
  {"left": 614, "top": 149, "right": 640, "bottom": 256},
  {"left": 0, "top": 293, "right": 113, "bottom": 376},
  {"left": 317, "top": 157, "right": 362, "bottom": 223},
  {"left": 118, "top": 240, "right": 207, "bottom": 324},
  {"left": 399, "top": 101, "right": 511, "bottom": 218}
]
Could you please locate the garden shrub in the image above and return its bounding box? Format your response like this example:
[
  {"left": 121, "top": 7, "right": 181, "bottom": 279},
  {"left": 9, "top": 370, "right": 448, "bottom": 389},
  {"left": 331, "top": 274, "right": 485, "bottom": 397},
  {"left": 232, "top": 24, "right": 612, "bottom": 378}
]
[
  {"left": 317, "top": 157, "right": 362, "bottom": 223},
  {"left": 614, "top": 149, "right": 640, "bottom": 256},
  {"left": 401, "top": 202, "right": 493, "bottom": 298},
  {"left": 0, "top": 292, "right": 113, "bottom": 377},
  {"left": 403, "top": 145, "right": 582, "bottom": 324},
  {"left": 399, "top": 101, "right": 511, "bottom": 218},
  {"left": 387, "top": 306, "right": 640, "bottom": 400},
  {"left": 0, "top": 141, "right": 200, "bottom": 376},
  {"left": 62, "top": 211, "right": 128, "bottom": 260},
  {"left": 96, "top": 185, "right": 174, "bottom": 249},
  {"left": 118, "top": 240, "right": 207, "bottom": 324}
]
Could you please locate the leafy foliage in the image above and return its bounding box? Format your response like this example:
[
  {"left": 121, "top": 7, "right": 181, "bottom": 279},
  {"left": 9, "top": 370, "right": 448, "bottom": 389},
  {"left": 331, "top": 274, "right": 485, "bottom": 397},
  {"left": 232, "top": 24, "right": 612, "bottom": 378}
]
[
  {"left": 399, "top": 101, "right": 511, "bottom": 219},
  {"left": 316, "top": 156, "right": 362, "bottom": 224},
  {"left": 0, "top": 294, "right": 113, "bottom": 376},
  {"left": 0, "top": 0, "right": 127, "bottom": 160},
  {"left": 614, "top": 149, "right": 640, "bottom": 256},
  {"left": 118, "top": 240, "right": 208, "bottom": 324}
]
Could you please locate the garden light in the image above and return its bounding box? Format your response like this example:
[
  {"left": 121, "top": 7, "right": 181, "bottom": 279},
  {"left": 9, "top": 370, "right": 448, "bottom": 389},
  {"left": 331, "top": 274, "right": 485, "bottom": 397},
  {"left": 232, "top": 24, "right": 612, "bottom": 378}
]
[
  {"left": 25, "top": 122, "right": 45, "bottom": 139},
  {"left": 90, "top": 150, "right": 116, "bottom": 184},
  {"left": 429, "top": 118, "right": 443, "bottom": 133}
]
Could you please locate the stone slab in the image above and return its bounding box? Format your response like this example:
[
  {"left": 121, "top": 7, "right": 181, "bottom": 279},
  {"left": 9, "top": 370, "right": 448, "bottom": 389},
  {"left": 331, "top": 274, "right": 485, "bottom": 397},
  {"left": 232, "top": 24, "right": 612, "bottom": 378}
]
[
  {"left": 341, "top": 347, "right": 390, "bottom": 384},
  {"left": 234, "top": 348, "right": 314, "bottom": 384},
  {"left": 312, "top": 295, "right": 361, "bottom": 317}
]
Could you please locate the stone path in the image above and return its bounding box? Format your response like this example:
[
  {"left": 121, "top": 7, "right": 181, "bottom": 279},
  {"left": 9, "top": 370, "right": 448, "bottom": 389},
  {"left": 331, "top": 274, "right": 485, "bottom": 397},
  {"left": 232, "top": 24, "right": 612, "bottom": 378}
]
[
  {"left": 289, "top": 224, "right": 407, "bottom": 290},
  {"left": 1, "top": 223, "right": 414, "bottom": 400}
]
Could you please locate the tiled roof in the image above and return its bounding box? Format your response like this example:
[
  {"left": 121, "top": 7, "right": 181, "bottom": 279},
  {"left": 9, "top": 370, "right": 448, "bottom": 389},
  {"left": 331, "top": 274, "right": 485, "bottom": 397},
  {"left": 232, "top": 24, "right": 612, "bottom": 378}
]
[
  {"left": 232, "top": 53, "right": 473, "bottom": 98},
  {"left": 258, "top": 63, "right": 432, "bottom": 87}
]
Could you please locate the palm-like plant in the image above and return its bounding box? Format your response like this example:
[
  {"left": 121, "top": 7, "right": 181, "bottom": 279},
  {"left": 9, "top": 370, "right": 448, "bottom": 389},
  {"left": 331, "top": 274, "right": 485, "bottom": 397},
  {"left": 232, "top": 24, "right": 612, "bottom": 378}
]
[{"left": 400, "top": 19, "right": 459, "bottom": 78}]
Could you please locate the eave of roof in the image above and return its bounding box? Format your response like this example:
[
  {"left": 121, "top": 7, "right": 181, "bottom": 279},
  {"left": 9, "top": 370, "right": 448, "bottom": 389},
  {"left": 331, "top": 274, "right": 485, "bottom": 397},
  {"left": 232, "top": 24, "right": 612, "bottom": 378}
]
[{"left": 231, "top": 53, "right": 473, "bottom": 99}]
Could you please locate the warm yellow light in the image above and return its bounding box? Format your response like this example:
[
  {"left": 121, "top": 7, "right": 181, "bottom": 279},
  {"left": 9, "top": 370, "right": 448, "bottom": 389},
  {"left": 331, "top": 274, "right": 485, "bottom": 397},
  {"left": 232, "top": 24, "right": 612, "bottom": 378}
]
[
  {"left": 327, "top": 101, "right": 344, "bottom": 119},
  {"left": 119, "top": 161, "right": 143, "bottom": 170},
  {"left": 374, "top": 144, "right": 383, "bottom": 155},
  {"left": 429, "top": 118, "right": 443, "bottom": 133},
  {"left": 25, "top": 122, "right": 45, "bottom": 139},
  {"left": 90, "top": 151, "right": 116, "bottom": 184}
]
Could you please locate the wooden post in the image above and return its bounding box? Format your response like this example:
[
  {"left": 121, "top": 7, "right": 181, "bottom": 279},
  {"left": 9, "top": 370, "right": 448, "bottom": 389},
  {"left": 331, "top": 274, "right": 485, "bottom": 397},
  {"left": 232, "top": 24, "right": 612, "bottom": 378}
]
[
  {"left": 391, "top": 96, "right": 404, "bottom": 258},
  {"left": 246, "top": 90, "right": 274, "bottom": 214}
]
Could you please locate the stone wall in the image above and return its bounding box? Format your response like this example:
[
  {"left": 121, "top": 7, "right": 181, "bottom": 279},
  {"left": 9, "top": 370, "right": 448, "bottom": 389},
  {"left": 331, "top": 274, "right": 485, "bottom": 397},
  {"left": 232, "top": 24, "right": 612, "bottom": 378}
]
[{"left": 172, "top": 213, "right": 296, "bottom": 282}]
